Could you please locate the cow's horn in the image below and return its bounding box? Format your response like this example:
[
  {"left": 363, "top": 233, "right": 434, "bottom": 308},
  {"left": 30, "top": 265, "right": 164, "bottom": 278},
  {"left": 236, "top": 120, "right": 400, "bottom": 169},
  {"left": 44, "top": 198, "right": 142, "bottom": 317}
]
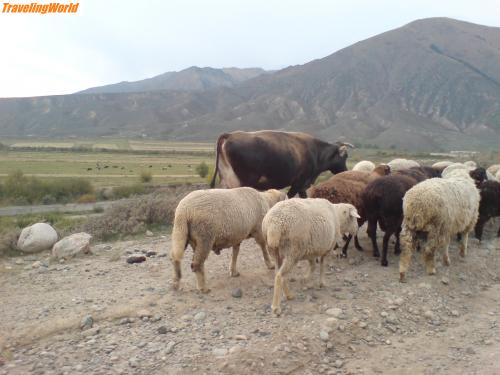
[{"left": 336, "top": 142, "right": 355, "bottom": 148}]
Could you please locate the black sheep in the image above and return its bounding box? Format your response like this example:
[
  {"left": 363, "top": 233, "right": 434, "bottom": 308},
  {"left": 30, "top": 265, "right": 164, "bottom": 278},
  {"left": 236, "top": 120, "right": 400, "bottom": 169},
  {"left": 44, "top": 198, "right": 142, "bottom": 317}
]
[
  {"left": 475, "top": 180, "right": 500, "bottom": 240},
  {"left": 362, "top": 174, "right": 420, "bottom": 267}
]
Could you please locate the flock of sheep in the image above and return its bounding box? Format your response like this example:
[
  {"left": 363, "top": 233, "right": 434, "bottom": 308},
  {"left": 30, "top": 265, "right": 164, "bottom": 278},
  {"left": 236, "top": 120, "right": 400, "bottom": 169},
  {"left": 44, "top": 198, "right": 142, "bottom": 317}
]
[{"left": 169, "top": 158, "right": 500, "bottom": 316}]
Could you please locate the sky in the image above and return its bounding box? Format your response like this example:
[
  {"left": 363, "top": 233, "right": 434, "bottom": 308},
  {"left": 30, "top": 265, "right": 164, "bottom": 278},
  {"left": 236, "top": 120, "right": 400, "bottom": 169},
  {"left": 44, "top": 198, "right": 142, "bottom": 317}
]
[{"left": 1, "top": 0, "right": 500, "bottom": 98}]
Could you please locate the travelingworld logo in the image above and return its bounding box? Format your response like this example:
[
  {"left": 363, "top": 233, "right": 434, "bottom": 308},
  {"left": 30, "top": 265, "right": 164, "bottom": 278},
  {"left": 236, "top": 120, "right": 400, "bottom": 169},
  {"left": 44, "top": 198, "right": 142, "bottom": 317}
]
[{"left": 2, "top": 2, "right": 79, "bottom": 14}]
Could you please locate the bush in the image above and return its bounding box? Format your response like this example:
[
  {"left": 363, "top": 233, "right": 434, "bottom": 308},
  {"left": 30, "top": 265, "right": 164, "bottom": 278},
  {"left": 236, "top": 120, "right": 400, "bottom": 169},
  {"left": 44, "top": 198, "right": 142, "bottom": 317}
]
[
  {"left": 41, "top": 195, "right": 57, "bottom": 205},
  {"left": 81, "top": 184, "right": 198, "bottom": 240},
  {"left": 140, "top": 170, "right": 153, "bottom": 183},
  {"left": 195, "top": 162, "right": 209, "bottom": 178},
  {"left": 77, "top": 194, "right": 97, "bottom": 204},
  {"left": 112, "top": 184, "right": 146, "bottom": 199}
]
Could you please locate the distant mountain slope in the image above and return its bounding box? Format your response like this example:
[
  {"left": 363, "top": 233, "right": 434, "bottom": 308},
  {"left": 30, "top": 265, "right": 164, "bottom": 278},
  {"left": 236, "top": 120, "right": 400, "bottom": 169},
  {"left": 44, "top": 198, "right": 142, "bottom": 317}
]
[
  {"left": 77, "top": 67, "right": 268, "bottom": 94},
  {"left": 1, "top": 17, "right": 500, "bottom": 151}
]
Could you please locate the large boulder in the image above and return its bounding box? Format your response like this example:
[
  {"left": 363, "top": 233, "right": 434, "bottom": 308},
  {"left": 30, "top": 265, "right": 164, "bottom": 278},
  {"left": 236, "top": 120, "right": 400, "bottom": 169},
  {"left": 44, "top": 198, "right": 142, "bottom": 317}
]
[
  {"left": 17, "top": 223, "right": 58, "bottom": 253},
  {"left": 52, "top": 233, "right": 92, "bottom": 259}
]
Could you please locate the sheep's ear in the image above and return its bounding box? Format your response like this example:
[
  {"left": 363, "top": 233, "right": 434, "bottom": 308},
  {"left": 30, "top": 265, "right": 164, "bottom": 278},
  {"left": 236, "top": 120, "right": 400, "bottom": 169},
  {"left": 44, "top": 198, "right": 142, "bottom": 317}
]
[{"left": 350, "top": 209, "right": 361, "bottom": 219}]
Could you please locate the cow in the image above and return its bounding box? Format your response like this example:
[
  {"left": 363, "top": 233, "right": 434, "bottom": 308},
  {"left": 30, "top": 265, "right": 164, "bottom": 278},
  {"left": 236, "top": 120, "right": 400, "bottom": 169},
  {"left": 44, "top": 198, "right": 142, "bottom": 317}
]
[{"left": 209, "top": 130, "right": 353, "bottom": 198}]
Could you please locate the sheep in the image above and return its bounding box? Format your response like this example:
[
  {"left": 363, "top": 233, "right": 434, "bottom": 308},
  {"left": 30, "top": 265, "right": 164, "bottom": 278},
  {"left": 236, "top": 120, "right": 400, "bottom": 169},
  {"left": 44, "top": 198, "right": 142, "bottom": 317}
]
[
  {"left": 362, "top": 174, "right": 422, "bottom": 266},
  {"left": 308, "top": 164, "right": 390, "bottom": 256},
  {"left": 170, "top": 187, "right": 286, "bottom": 293},
  {"left": 441, "top": 163, "right": 469, "bottom": 178},
  {"left": 488, "top": 164, "right": 500, "bottom": 176},
  {"left": 442, "top": 164, "right": 487, "bottom": 186},
  {"left": 262, "top": 199, "right": 360, "bottom": 316},
  {"left": 497, "top": 170, "right": 500, "bottom": 182},
  {"left": 399, "top": 173, "right": 480, "bottom": 282},
  {"left": 387, "top": 158, "right": 420, "bottom": 172},
  {"left": 474, "top": 180, "right": 500, "bottom": 241},
  {"left": 432, "top": 160, "right": 453, "bottom": 172},
  {"left": 352, "top": 160, "right": 376, "bottom": 172},
  {"left": 463, "top": 160, "right": 477, "bottom": 169}
]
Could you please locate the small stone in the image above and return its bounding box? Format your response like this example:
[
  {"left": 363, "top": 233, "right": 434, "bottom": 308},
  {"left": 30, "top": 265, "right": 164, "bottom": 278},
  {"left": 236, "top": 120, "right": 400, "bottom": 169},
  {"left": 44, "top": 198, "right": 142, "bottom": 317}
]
[
  {"left": 334, "top": 360, "right": 343, "bottom": 368},
  {"left": 157, "top": 326, "right": 168, "bottom": 334},
  {"left": 232, "top": 288, "right": 243, "bottom": 298},
  {"left": 126, "top": 254, "right": 146, "bottom": 264},
  {"left": 80, "top": 315, "right": 93, "bottom": 330},
  {"left": 424, "top": 310, "right": 434, "bottom": 319},
  {"left": 394, "top": 297, "right": 404, "bottom": 306},
  {"left": 380, "top": 311, "right": 388, "bottom": 318},
  {"left": 385, "top": 340, "right": 392, "bottom": 345},
  {"left": 441, "top": 277, "right": 449, "bottom": 285},
  {"left": 235, "top": 335, "right": 247, "bottom": 340},
  {"left": 450, "top": 310, "right": 460, "bottom": 317},
  {"left": 146, "top": 250, "right": 157, "bottom": 257},
  {"left": 137, "top": 309, "right": 153, "bottom": 318},
  {"left": 129, "top": 357, "right": 140, "bottom": 368},
  {"left": 81, "top": 327, "right": 100, "bottom": 337},
  {"left": 319, "top": 330, "right": 329, "bottom": 342},
  {"left": 146, "top": 230, "right": 154, "bottom": 237},
  {"left": 325, "top": 317, "right": 339, "bottom": 329},
  {"left": 31, "top": 261, "right": 42, "bottom": 269},
  {"left": 151, "top": 314, "right": 162, "bottom": 322},
  {"left": 166, "top": 341, "right": 176, "bottom": 354},
  {"left": 194, "top": 311, "right": 206, "bottom": 321},
  {"left": 213, "top": 348, "right": 227, "bottom": 357},
  {"left": 359, "top": 322, "right": 367, "bottom": 329},
  {"left": 326, "top": 308, "right": 342, "bottom": 317}
]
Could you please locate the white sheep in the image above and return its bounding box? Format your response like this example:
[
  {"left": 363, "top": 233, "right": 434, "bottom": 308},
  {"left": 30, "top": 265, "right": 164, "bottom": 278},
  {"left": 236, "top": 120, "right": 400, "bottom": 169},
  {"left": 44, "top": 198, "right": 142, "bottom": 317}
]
[
  {"left": 463, "top": 160, "right": 477, "bottom": 169},
  {"left": 399, "top": 172, "right": 480, "bottom": 282},
  {"left": 487, "top": 164, "right": 500, "bottom": 176},
  {"left": 262, "top": 199, "right": 360, "bottom": 315},
  {"left": 431, "top": 160, "right": 453, "bottom": 171},
  {"left": 497, "top": 170, "right": 500, "bottom": 182},
  {"left": 387, "top": 158, "right": 420, "bottom": 172},
  {"left": 170, "top": 187, "right": 286, "bottom": 292},
  {"left": 441, "top": 162, "right": 471, "bottom": 178},
  {"left": 352, "top": 160, "right": 376, "bottom": 172}
]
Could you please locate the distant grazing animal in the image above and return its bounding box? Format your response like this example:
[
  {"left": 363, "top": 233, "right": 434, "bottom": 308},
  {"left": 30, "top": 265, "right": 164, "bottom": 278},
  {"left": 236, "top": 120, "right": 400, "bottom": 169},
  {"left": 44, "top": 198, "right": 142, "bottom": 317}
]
[
  {"left": 210, "top": 130, "right": 353, "bottom": 198},
  {"left": 262, "top": 199, "right": 359, "bottom": 315},
  {"left": 170, "top": 187, "right": 286, "bottom": 293},
  {"left": 387, "top": 158, "right": 420, "bottom": 172},
  {"left": 474, "top": 180, "right": 500, "bottom": 241}
]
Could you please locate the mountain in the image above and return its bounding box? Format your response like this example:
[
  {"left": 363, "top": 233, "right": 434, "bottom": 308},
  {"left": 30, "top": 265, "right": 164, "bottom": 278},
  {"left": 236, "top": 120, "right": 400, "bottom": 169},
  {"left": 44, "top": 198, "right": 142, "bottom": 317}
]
[
  {"left": 77, "top": 67, "right": 268, "bottom": 94},
  {"left": 1, "top": 17, "right": 500, "bottom": 150}
]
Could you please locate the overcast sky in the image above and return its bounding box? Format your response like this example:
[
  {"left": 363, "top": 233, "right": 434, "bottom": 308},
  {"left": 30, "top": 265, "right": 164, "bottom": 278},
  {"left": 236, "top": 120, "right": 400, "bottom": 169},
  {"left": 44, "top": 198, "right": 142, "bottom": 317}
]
[{"left": 1, "top": 0, "right": 499, "bottom": 98}]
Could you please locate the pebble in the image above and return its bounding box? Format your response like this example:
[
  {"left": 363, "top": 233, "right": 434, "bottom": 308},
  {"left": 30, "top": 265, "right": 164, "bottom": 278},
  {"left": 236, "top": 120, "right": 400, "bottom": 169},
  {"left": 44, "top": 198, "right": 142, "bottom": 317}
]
[
  {"left": 235, "top": 335, "right": 247, "bottom": 341},
  {"left": 146, "top": 230, "right": 154, "bottom": 236},
  {"left": 319, "top": 330, "right": 329, "bottom": 342},
  {"left": 359, "top": 322, "right": 368, "bottom": 329},
  {"left": 126, "top": 254, "right": 146, "bottom": 264},
  {"left": 380, "top": 311, "right": 388, "bottom": 318},
  {"left": 441, "top": 277, "right": 449, "bottom": 285},
  {"left": 80, "top": 315, "right": 94, "bottom": 330},
  {"left": 213, "top": 348, "right": 228, "bottom": 357},
  {"left": 151, "top": 314, "right": 162, "bottom": 322},
  {"left": 81, "top": 327, "right": 100, "bottom": 337},
  {"left": 146, "top": 250, "right": 157, "bottom": 257},
  {"left": 31, "top": 261, "right": 42, "bottom": 269},
  {"left": 325, "top": 317, "right": 339, "bottom": 329},
  {"left": 158, "top": 326, "right": 169, "bottom": 334},
  {"left": 166, "top": 341, "right": 176, "bottom": 354},
  {"left": 137, "top": 309, "right": 153, "bottom": 318},
  {"left": 450, "top": 310, "right": 460, "bottom": 317},
  {"left": 194, "top": 311, "right": 206, "bottom": 321},
  {"left": 424, "top": 310, "right": 434, "bottom": 319},
  {"left": 232, "top": 288, "right": 243, "bottom": 298},
  {"left": 334, "top": 360, "right": 344, "bottom": 368},
  {"left": 326, "top": 308, "right": 342, "bottom": 318}
]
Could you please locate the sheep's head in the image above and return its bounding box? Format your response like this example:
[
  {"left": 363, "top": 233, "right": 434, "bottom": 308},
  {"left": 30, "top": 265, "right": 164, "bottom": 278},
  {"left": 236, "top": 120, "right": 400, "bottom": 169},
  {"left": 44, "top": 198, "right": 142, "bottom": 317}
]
[
  {"left": 262, "top": 189, "right": 287, "bottom": 208},
  {"left": 373, "top": 164, "right": 391, "bottom": 176},
  {"left": 335, "top": 203, "right": 360, "bottom": 237}
]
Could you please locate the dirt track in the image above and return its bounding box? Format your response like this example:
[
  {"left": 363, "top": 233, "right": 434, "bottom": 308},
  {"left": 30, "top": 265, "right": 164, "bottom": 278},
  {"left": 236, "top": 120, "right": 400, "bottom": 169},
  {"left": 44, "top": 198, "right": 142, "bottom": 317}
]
[{"left": 0, "top": 222, "right": 498, "bottom": 375}]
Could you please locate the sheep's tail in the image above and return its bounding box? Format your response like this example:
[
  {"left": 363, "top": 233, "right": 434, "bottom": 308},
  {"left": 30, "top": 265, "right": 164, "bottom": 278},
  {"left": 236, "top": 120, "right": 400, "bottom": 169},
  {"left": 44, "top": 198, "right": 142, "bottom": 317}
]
[
  {"left": 170, "top": 210, "right": 189, "bottom": 290},
  {"left": 210, "top": 133, "right": 229, "bottom": 188},
  {"left": 264, "top": 223, "right": 282, "bottom": 252}
]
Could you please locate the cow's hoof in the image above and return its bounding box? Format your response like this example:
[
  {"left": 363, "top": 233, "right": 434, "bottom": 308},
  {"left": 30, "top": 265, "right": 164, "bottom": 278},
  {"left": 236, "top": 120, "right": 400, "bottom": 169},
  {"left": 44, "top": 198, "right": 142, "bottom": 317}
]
[{"left": 381, "top": 259, "right": 388, "bottom": 267}]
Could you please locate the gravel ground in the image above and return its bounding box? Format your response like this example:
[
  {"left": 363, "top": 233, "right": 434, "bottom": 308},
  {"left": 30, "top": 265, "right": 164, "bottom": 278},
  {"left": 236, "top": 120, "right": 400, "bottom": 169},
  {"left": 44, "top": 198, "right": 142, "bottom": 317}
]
[{"left": 0, "top": 222, "right": 498, "bottom": 375}]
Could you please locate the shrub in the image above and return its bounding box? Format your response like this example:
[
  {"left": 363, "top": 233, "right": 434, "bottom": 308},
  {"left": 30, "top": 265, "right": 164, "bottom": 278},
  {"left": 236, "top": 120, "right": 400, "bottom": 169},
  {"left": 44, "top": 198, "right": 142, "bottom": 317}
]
[
  {"left": 81, "top": 184, "right": 199, "bottom": 240},
  {"left": 195, "top": 162, "right": 209, "bottom": 178},
  {"left": 77, "top": 194, "right": 97, "bottom": 204},
  {"left": 140, "top": 170, "right": 153, "bottom": 183},
  {"left": 41, "top": 195, "right": 57, "bottom": 205},
  {"left": 112, "top": 184, "right": 146, "bottom": 199}
]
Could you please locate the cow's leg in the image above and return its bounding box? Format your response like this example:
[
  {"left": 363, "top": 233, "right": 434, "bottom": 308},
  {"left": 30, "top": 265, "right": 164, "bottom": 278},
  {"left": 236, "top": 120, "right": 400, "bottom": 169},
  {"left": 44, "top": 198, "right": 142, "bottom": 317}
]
[
  {"left": 229, "top": 244, "right": 240, "bottom": 277},
  {"left": 354, "top": 234, "right": 363, "bottom": 251},
  {"left": 287, "top": 186, "right": 299, "bottom": 198},
  {"left": 474, "top": 216, "right": 488, "bottom": 241}
]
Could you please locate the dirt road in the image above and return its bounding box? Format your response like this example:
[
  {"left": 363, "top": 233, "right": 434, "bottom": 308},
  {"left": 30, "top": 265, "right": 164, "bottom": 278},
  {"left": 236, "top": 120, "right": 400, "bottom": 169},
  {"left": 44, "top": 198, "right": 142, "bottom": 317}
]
[{"left": 0, "top": 223, "right": 498, "bottom": 374}]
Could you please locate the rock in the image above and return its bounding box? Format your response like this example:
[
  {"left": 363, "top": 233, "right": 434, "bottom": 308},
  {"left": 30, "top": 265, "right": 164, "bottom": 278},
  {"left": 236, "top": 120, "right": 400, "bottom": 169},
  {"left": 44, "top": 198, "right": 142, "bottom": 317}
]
[
  {"left": 450, "top": 310, "right": 459, "bottom": 317},
  {"left": 326, "top": 308, "right": 342, "bottom": 318},
  {"left": 324, "top": 317, "right": 339, "bottom": 329},
  {"left": 213, "top": 348, "right": 227, "bottom": 357},
  {"left": 194, "top": 311, "right": 206, "bottom": 322},
  {"left": 359, "top": 322, "right": 368, "bottom": 329},
  {"left": 334, "top": 360, "right": 344, "bottom": 368},
  {"left": 81, "top": 327, "right": 100, "bottom": 337},
  {"left": 80, "top": 315, "right": 93, "bottom": 330},
  {"left": 52, "top": 233, "right": 92, "bottom": 259},
  {"left": 137, "top": 309, "right": 152, "bottom": 318},
  {"left": 146, "top": 230, "right": 154, "bottom": 237},
  {"left": 151, "top": 314, "right": 162, "bottom": 322},
  {"left": 319, "top": 330, "right": 329, "bottom": 342},
  {"left": 380, "top": 311, "right": 388, "bottom": 318},
  {"left": 17, "top": 223, "right": 58, "bottom": 253},
  {"left": 166, "top": 341, "right": 176, "bottom": 354},
  {"left": 31, "top": 261, "right": 42, "bottom": 269},
  {"left": 235, "top": 335, "right": 247, "bottom": 341},
  {"left": 146, "top": 250, "right": 157, "bottom": 257},
  {"left": 126, "top": 254, "right": 146, "bottom": 264},
  {"left": 441, "top": 277, "right": 449, "bottom": 285},
  {"left": 231, "top": 288, "right": 243, "bottom": 298},
  {"left": 424, "top": 310, "right": 434, "bottom": 319},
  {"left": 157, "top": 326, "right": 168, "bottom": 334}
]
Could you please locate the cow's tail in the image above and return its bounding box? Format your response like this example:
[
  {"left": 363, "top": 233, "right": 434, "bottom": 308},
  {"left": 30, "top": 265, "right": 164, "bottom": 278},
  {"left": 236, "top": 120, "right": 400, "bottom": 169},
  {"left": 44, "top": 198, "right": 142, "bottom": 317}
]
[{"left": 210, "top": 133, "right": 229, "bottom": 188}]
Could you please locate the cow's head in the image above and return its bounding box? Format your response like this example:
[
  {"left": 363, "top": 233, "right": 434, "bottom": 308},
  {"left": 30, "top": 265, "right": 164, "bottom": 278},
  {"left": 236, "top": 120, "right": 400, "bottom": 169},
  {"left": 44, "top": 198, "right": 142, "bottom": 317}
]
[{"left": 327, "top": 142, "right": 354, "bottom": 174}]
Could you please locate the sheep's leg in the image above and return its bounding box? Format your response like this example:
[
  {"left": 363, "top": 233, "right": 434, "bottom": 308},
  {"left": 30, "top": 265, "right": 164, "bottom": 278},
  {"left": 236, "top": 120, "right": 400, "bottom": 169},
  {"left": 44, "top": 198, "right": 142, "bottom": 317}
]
[
  {"left": 423, "top": 250, "right": 436, "bottom": 275},
  {"left": 229, "top": 244, "right": 240, "bottom": 277},
  {"left": 399, "top": 229, "right": 413, "bottom": 283},
  {"left": 319, "top": 254, "right": 326, "bottom": 288},
  {"left": 474, "top": 216, "right": 488, "bottom": 241},
  {"left": 272, "top": 257, "right": 295, "bottom": 316},
  {"left": 381, "top": 230, "right": 392, "bottom": 267},
  {"left": 458, "top": 232, "right": 469, "bottom": 258},
  {"left": 302, "top": 259, "right": 315, "bottom": 288},
  {"left": 341, "top": 234, "right": 352, "bottom": 257},
  {"left": 255, "top": 235, "right": 275, "bottom": 270},
  {"left": 354, "top": 234, "right": 363, "bottom": 251},
  {"left": 192, "top": 247, "right": 210, "bottom": 293},
  {"left": 172, "top": 259, "right": 182, "bottom": 291},
  {"left": 442, "top": 239, "right": 451, "bottom": 267},
  {"left": 367, "top": 218, "right": 380, "bottom": 257}
]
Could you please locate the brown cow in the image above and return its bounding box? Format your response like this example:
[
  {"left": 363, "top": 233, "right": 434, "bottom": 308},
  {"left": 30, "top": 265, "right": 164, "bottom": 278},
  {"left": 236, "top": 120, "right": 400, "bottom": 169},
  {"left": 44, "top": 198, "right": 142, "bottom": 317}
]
[{"left": 210, "top": 130, "right": 353, "bottom": 198}]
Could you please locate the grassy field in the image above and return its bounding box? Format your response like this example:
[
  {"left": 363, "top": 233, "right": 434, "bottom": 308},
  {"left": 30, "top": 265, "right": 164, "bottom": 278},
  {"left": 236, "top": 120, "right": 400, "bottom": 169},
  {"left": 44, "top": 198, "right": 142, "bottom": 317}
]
[{"left": 0, "top": 139, "right": 215, "bottom": 188}]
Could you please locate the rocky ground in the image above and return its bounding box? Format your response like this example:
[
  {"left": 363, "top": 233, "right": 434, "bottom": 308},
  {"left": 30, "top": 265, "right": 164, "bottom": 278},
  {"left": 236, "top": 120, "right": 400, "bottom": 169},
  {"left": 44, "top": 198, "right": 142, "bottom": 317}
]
[{"left": 0, "top": 223, "right": 499, "bottom": 375}]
